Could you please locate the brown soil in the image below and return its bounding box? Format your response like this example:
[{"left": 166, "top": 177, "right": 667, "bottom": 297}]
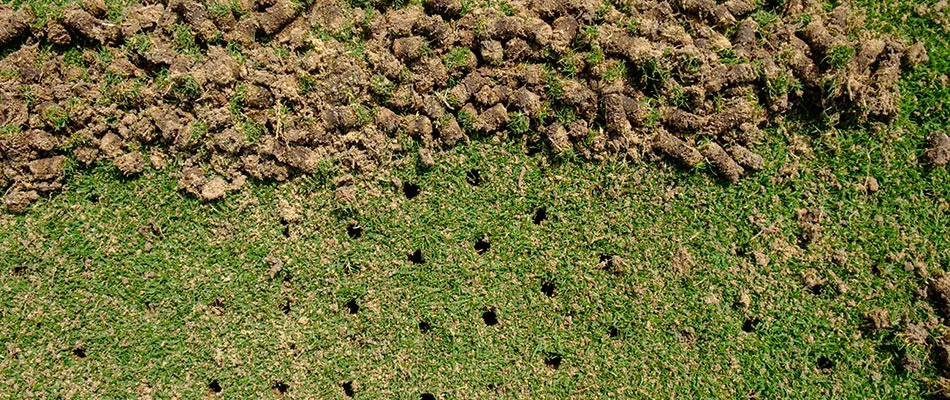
[{"left": 0, "top": 0, "right": 927, "bottom": 211}]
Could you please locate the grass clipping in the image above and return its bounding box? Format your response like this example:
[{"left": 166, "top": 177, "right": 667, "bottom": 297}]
[{"left": 0, "top": 0, "right": 929, "bottom": 211}]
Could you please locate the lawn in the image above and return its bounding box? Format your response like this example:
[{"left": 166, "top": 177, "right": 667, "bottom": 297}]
[{"left": 1, "top": 0, "right": 949, "bottom": 398}]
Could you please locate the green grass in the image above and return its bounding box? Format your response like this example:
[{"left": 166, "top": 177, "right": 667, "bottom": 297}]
[
  {"left": 2, "top": 124, "right": 948, "bottom": 398},
  {"left": 2, "top": 0, "right": 950, "bottom": 398}
]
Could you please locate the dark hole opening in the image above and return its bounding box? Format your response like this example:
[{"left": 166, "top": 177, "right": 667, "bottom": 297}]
[
  {"left": 608, "top": 326, "right": 620, "bottom": 338},
  {"left": 211, "top": 297, "right": 225, "bottom": 309},
  {"left": 817, "top": 356, "right": 835, "bottom": 370},
  {"left": 466, "top": 169, "right": 483, "bottom": 186},
  {"left": 346, "top": 299, "right": 360, "bottom": 314},
  {"left": 544, "top": 353, "right": 562, "bottom": 369},
  {"left": 347, "top": 223, "right": 363, "bottom": 239},
  {"left": 72, "top": 347, "right": 86, "bottom": 358},
  {"left": 808, "top": 284, "right": 825, "bottom": 296},
  {"left": 281, "top": 222, "right": 290, "bottom": 238},
  {"left": 599, "top": 254, "right": 614, "bottom": 270},
  {"left": 273, "top": 381, "right": 289, "bottom": 394},
  {"left": 409, "top": 249, "right": 425, "bottom": 265},
  {"left": 532, "top": 207, "right": 547, "bottom": 224},
  {"left": 418, "top": 321, "right": 432, "bottom": 333},
  {"left": 474, "top": 238, "right": 490, "bottom": 254},
  {"left": 281, "top": 298, "right": 292, "bottom": 314},
  {"left": 421, "top": 394, "right": 436, "bottom": 400},
  {"left": 742, "top": 317, "right": 759, "bottom": 333},
  {"left": 482, "top": 309, "right": 498, "bottom": 326},
  {"left": 12, "top": 266, "right": 26, "bottom": 275},
  {"left": 209, "top": 380, "right": 222, "bottom": 393},
  {"left": 342, "top": 381, "right": 355, "bottom": 397},
  {"left": 541, "top": 281, "right": 555, "bottom": 297},
  {"left": 403, "top": 182, "right": 421, "bottom": 199}
]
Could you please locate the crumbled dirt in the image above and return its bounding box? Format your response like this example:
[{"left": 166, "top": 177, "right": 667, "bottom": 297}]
[
  {"left": 865, "top": 308, "right": 892, "bottom": 331},
  {"left": 0, "top": 0, "right": 927, "bottom": 210},
  {"left": 114, "top": 152, "right": 146, "bottom": 176}
]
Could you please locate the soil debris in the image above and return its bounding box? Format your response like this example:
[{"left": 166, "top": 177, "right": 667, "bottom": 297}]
[
  {"left": 0, "top": 0, "right": 927, "bottom": 210},
  {"left": 925, "top": 131, "right": 950, "bottom": 167}
]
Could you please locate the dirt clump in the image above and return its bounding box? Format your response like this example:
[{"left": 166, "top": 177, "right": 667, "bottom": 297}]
[
  {"left": 865, "top": 308, "right": 892, "bottom": 331},
  {"left": 114, "top": 152, "right": 146, "bottom": 176},
  {"left": 925, "top": 131, "right": 950, "bottom": 167}
]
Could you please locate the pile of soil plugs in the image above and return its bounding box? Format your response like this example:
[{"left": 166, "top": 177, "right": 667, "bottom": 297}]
[{"left": 0, "top": 0, "right": 932, "bottom": 212}]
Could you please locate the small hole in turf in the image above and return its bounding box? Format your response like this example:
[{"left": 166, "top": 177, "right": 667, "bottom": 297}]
[
  {"left": 13, "top": 266, "right": 26, "bottom": 275},
  {"left": 342, "top": 381, "right": 355, "bottom": 397},
  {"left": 409, "top": 249, "right": 425, "bottom": 265},
  {"left": 532, "top": 207, "right": 547, "bottom": 224},
  {"left": 403, "top": 182, "right": 421, "bottom": 199},
  {"left": 209, "top": 380, "right": 222, "bottom": 393},
  {"left": 608, "top": 326, "right": 620, "bottom": 338},
  {"left": 474, "top": 238, "right": 490, "bottom": 254},
  {"left": 599, "top": 254, "right": 614, "bottom": 270},
  {"left": 347, "top": 223, "right": 363, "bottom": 239},
  {"left": 541, "top": 281, "right": 555, "bottom": 297},
  {"left": 817, "top": 356, "right": 834, "bottom": 371},
  {"left": 808, "top": 284, "right": 825, "bottom": 296},
  {"left": 272, "top": 381, "right": 289, "bottom": 394},
  {"left": 281, "top": 222, "right": 290, "bottom": 238},
  {"left": 482, "top": 309, "right": 498, "bottom": 326},
  {"left": 742, "top": 317, "right": 759, "bottom": 333},
  {"left": 544, "top": 353, "right": 562, "bottom": 369},
  {"left": 346, "top": 299, "right": 360, "bottom": 314},
  {"left": 466, "top": 169, "right": 483, "bottom": 186},
  {"left": 418, "top": 321, "right": 432, "bottom": 333},
  {"left": 281, "top": 298, "right": 292, "bottom": 314},
  {"left": 72, "top": 347, "right": 86, "bottom": 358},
  {"left": 421, "top": 394, "right": 436, "bottom": 400}
]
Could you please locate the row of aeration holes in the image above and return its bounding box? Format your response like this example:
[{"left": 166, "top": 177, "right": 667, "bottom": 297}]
[{"left": 206, "top": 377, "right": 439, "bottom": 399}]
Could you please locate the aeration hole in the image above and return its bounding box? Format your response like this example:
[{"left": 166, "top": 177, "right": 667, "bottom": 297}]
[
  {"left": 72, "top": 347, "right": 86, "bottom": 358},
  {"left": 817, "top": 356, "right": 835, "bottom": 371},
  {"left": 742, "top": 317, "right": 760, "bottom": 333},
  {"left": 403, "top": 182, "right": 421, "bottom": 199},
  {"left": 347, "top": 223, "right": 363, "bottom": 239},
  {"left": 346, "top": 299, "right": 360, "bottom": 314},
  {"left": 474, "top": 238, "right": 490, "bottom": 254},
  {"left": 533, "top": 207, "right": 547, "bottom": 224},
  {"left": 281, "top": 298, "right": 292, "bottom": 314},
  {"left": 482, "top": 309, "right": 498, "bottom": 326},
  {"left": 466, "top": 169, "right": 483, "bottom": 186},
  {"left": 272, "top": 381, "right": 289, "bottom": 394},
  {"left": 418, "top": 320, "right": 432, "bottom": 333},
  {"left": 409, "top": 249, "right": 425, "bottom": 264}
]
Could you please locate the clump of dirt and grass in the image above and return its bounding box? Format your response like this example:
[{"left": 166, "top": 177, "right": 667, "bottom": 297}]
[{"left": 0, "top": 0, "right": 933, "bottom": 213}]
